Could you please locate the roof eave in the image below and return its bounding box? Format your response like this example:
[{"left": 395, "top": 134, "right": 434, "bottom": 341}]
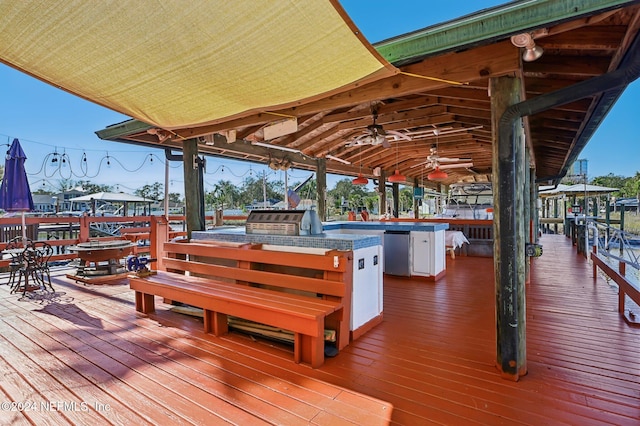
[{"left": 374, "top": 0, "right": 640, "bottom": 66}]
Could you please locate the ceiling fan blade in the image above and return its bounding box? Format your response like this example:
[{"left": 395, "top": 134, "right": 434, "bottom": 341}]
[
  {"left": 410, "top": 160, "right": 431, "bottom": 169},
  {"left": 438, "top": 162, "right": 474, "bottom": 170},
  {"left": 438, "top": 157, "right": 472, "bottom": 163},
  {"left": 346, "top": 134, "right": 370, "bottom": 147},
  {"left": 386, "top": 130, "right": 411, "bottom": 141}
]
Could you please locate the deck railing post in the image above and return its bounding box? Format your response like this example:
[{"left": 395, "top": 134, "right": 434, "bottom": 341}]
[
  {"left": 79, "top": 214, "right": 89, "bottom": 242},
  {"left": 618, "top": 261, "right": 626, "bottom": 314}
]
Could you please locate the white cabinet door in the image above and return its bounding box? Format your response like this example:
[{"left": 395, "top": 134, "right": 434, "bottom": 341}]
[
  {"left": 411, "top": 232, "right": 432, "bottom": 276},
  {"left": 351, "top": 245, "right": 383, "bottom": 330}
]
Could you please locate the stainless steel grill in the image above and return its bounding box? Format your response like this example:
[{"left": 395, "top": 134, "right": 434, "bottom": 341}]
[{"left": 245, "top": 209, "right": 322, "bottom": 236}]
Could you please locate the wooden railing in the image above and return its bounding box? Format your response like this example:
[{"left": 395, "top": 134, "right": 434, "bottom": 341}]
[
  {"left": 0, "top": 214, "right": 243, "bottom": 269},
  {"left": 591, "top": 245, "right": 640, "bottom": 326}
]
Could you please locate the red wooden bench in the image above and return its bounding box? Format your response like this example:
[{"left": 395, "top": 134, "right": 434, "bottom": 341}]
[
  {"left": 129, "top": 240, "right": 353, "bottom": 368},
  {"left": 120, "top": 226, "right": 151, "bottom": 254}
]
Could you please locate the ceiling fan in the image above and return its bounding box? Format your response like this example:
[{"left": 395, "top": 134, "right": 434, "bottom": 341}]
[
  {"left": 345, "top": 112, "right": 411, "bottom": 148},
  {"left": 405, "top": 124, "right": 484, "bottom": 140},
  {"left": 411, "top": 145, "right": 473, "bottom": 180}
]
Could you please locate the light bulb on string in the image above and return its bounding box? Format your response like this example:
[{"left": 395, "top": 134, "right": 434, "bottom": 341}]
[
  {"left": 149, "top": 154, "right": 153, "bottom": 164},
  {"left": 106, "top": 152, "right": 111, "bottom": 167}
]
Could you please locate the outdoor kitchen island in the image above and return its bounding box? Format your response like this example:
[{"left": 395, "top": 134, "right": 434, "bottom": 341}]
[
  {"left": 191, "top": 213, "right": 449, "bottom": 340},
  {"left": 191, "top": 224, "right": 383, "bottom": 340},
  {"left": 322, "top": 221, "right": 449, "bottom": 280}
]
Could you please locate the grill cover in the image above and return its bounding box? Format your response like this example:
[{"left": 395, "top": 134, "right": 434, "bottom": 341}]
[{"left": 246, "top": 210, "right": 323, "bottom": 236}]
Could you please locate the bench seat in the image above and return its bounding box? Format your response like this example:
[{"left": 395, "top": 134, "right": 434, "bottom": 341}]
[{"left": 130, "top": 270, "right": 342, "bottom": 368}]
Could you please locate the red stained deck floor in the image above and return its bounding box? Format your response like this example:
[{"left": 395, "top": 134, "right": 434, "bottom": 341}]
[{"left": 0, "top": 234, "right": 638, "bottom": 425}]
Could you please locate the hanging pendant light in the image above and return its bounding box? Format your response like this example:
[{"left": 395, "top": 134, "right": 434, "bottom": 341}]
[
  {"left": 387, "top": 139, "right": 406, "bottom": 183},
  {"left": 352, "top": 147, "right": 368, "bottom": 185},
  {"left": 388, "top": 169, "right": 406, "bottom": 183},
  {"left": 427, "top": 166, "right": 448, "bottom": 181},
  {"left": 352, "top": 173, "right": 368, "bottom": 185}
]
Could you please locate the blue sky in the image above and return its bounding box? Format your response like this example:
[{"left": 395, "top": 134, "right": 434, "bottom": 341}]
[{"left": 1, "top": 1, "right": 638, "bottom": 197}]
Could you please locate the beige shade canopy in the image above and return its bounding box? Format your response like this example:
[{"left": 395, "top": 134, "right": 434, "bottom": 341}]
[
  {"left": 3, "top": 1, "right": 640, "bottom": 187},
  {"left": 0, "top": 0, "right": 395, "bottom": 129}
]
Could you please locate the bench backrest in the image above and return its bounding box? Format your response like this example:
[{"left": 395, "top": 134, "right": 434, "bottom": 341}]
[
  {"left": 120, "top": 226, "right": 150, "bottom": 235},
  {"left": 161, "top": 240, "right": 352, "bottom": 300}
]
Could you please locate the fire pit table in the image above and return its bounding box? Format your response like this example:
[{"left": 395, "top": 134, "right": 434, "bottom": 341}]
[{"left": 67, "top": 240, "right": 135, "bottom": 284}]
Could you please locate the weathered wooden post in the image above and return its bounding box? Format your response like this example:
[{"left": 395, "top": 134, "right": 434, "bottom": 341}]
[
  {"left": 316, "top": 158, "right": 327, "bottom": 221},
  {"left": 182, "top": 138, "right": 205, "bottom": 239},
  {"left": 392, "top": 183, "right": 399, "bottom": 218},
  {"left": 378, "top": 170, "right": 386, "bottom": 217},
  {"left": 491, "top": 75, "right": 527, "bottom": 381}
]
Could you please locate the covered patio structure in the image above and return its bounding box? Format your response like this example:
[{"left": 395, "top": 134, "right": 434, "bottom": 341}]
[
  {"left": 69, "top": 192, "right": 154, "bottom": 217},
  {"left": 2, "top": 0, "right": 640, "bottom": 384}
]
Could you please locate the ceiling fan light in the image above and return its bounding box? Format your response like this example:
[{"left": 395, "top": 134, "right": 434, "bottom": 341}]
[
  {"left": 388, "top": 169, "right": 406, "bottom": 183},
  {"left": 352, "top": 173, "right": 368, "bottom": 185},
  {"left": 428, "top": 166, "right": 448, "bottom": 181}
]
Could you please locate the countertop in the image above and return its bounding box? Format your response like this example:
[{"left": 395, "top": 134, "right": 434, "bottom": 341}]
[
  {"left": 191, "top": 227, "right": 380, "bottom": 250},
  {"left": 191, "top": 221, "right": 448, "bottom": 251},
  {"left": 322, "top": 221, "right": 449, "bottom": 232}
]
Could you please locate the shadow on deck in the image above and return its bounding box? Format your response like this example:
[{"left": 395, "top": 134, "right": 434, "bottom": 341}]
[{"left": 0, "top": 234, "right": 638, "bottom": 424}]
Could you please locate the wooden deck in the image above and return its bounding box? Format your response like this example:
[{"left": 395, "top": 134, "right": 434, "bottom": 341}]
[{"left": 0, "top": 234, "right": 638, "bottom": 425}]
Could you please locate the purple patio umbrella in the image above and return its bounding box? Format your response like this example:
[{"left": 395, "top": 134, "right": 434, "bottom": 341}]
[{"left": 0, "top": 138, "right": 34, "bottom": 241}]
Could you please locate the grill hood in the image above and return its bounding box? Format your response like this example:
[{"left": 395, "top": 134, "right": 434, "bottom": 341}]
[{"left": 246, "top": 209, "right": 323, "bottom": 236}]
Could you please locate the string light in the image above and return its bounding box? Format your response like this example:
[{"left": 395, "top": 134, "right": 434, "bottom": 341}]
[{"left": 7, "top": 130, "right": 310, "bottom": 193}]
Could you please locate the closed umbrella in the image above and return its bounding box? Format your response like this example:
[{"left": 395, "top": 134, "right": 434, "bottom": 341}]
[{"left": 0, "top": 138, "right": 34, "bottom": 242}]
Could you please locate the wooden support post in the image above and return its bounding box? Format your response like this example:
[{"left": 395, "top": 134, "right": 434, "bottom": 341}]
[
  {"left": 316, "top": 158, "right": 327, "bottom": 221},
  {"left": 531, "top": 169, "right": 538, "bottom": 243},
  {"left": 491, "top": 75, "right": 527, "bottom": 381},
  {"left": 524, "top": 159, "right": 531, "bottom": 283},
  {"left": 413, "top": 177, "right": 420, "bottom": 219},
  {"left": 554, "top": 197, "right": 559, "bottom": 234},
  {"left": 378, "top": 170, "right": 386, "bottom": 217},
  {"left": 150, "top": 215, "right": 169, "bottom": 271},
  {"left": 392, "top": 183, "right": 400, "bottom": 218},
  {"left": 618, "top": 261, "right": 626, "bottom": 314},
  {"left": 182, "top": 138, "right": 205, "bottom": 238}
]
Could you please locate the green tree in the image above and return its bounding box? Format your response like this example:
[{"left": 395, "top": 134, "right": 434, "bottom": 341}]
[
  {"left": 167, "top": 192, "right": 182, "bottom": 203},
  {"left": 399, "top": 187, "right": 413, "bottom": 212},
  {"left": 76, "top": 180, "right": 113, "bottom": 194},
  {"left": 237, "top": 175, "right": 284, "bottom": 208},
  {"left": 205, "top": 180, "right": 240, "bottom": 209},
  {"left": 591, "top": 173, "right": 625, "bottom": 196},
  {"left": 327, "top": 178, "right": 369, "bottom": 209},
  {"left": 621, "top": 172, "right": 640, "bottom": 198},
  {"left": 135, "top": 182, "right": 163, "bottom": 200}
]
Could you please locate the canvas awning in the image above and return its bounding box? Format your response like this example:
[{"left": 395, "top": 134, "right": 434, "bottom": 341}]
[
  {"left": 539, "top": 184, "right": 619, "bottom": 197},
  {"left": 0, "top": 0, "right": 395, "bottom": 129},
  {"left": 69, "top": 192, "right": 152, "bottom": 203}
]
